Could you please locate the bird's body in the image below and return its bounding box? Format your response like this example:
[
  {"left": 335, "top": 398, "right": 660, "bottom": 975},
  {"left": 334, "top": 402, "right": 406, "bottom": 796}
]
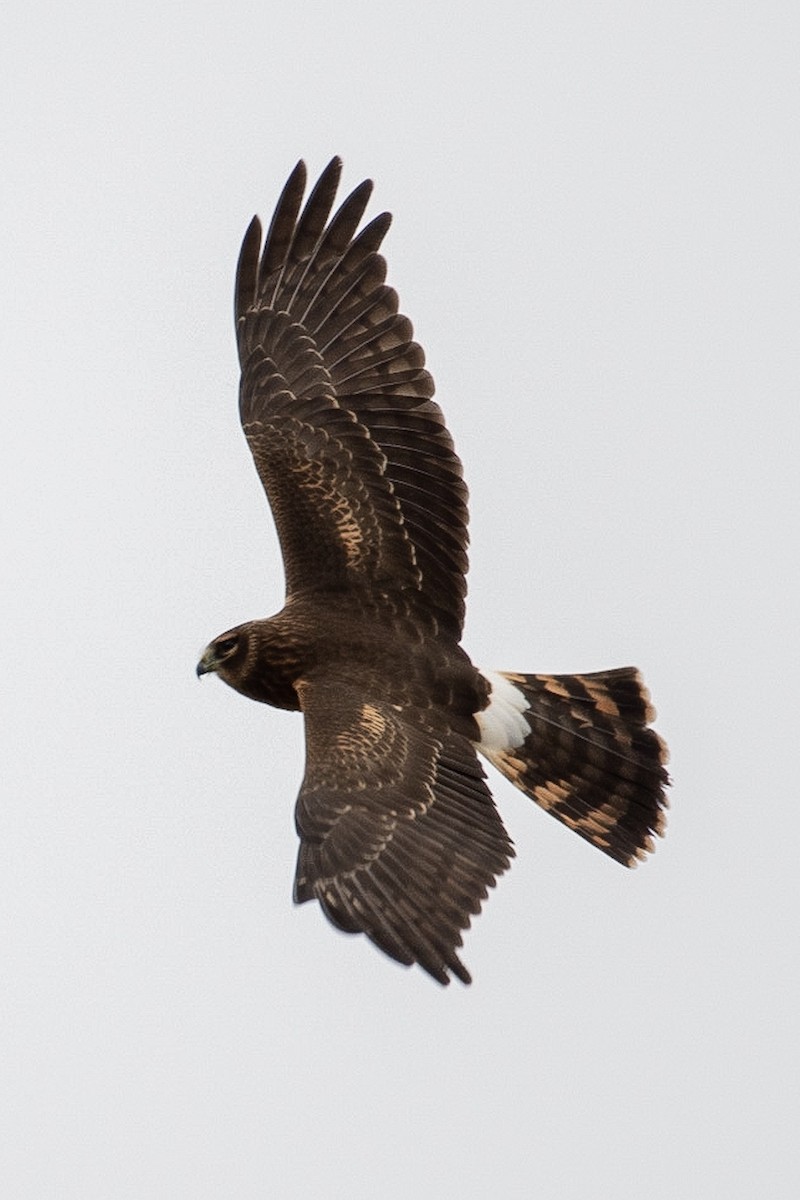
[
  {"left": 198, "top": 159, "right": 669, "bottom": 985},
  {"left": 204, "top": 593, "right": 483, "bottom": 723}
]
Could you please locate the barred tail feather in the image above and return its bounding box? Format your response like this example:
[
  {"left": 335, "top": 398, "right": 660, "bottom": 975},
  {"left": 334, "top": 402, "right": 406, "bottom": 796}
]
[{"left": 476, "top": 668, "right": 669, "bottom": 867}]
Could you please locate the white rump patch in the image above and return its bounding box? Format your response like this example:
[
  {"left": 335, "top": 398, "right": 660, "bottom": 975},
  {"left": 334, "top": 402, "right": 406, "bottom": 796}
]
[{"left": 475, "top": 670, "right": 530, "bottom": 754}]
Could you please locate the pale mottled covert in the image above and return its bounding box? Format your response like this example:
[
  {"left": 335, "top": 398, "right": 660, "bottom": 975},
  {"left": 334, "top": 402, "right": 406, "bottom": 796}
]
[{"left": 197, "top": 159, "right": 670, "bottom": 985}]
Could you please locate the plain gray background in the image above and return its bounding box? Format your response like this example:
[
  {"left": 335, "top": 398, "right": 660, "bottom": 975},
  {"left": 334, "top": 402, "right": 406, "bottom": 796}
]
[{"left": 3, "top": 2, "right": 798, "bottom": 1196}]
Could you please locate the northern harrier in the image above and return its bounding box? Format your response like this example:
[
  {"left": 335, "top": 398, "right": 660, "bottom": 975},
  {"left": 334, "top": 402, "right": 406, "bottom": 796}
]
[{"left": 197, "top": 159, "right": 669, "bottom": 985}]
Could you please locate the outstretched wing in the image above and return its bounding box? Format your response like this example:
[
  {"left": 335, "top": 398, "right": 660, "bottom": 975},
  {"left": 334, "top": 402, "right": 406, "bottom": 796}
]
[
  {"left": 293, "top": 677, "right": 514, "bottom": 985},
  {"left": 236, "top": 158, "right": 469, "bottom": 638}
]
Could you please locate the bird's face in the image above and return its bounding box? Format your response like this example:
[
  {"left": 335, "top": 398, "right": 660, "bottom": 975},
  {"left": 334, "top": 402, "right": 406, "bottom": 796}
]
[{"left": 196, "top": 627, "right": 248, "bottom": 682}]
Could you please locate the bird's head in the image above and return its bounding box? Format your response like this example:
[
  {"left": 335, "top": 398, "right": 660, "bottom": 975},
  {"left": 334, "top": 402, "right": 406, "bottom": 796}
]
[
  {"left": 196, "top": 626, "right": 249, "bottom": 683},
  {"left": 196, "top": 614, "right": 302, "bottom": 709}
]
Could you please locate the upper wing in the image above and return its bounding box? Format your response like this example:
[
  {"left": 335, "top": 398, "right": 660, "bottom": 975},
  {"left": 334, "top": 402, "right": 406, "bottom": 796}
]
[
  {"left": 236, "top": 158, "right": 469, "bottom": 638},
  {"left": 293, "top": 677, "right": 514, "bottom": 985}
]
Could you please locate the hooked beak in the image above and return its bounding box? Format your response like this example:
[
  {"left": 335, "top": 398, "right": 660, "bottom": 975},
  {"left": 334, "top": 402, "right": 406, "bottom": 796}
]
[{"left": 196, "top": 649, "right": 216, "bottom": 678}]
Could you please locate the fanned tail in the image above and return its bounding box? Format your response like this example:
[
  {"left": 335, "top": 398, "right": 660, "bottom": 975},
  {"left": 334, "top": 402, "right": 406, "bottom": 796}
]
[{"left": 476, "top": 668, "right": 669, "bottom": 866}]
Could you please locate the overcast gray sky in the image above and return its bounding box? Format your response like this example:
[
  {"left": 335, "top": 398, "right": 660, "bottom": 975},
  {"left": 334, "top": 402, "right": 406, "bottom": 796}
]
[{"left": 3, "top": 2, "right": 798, "bottom": 1197}]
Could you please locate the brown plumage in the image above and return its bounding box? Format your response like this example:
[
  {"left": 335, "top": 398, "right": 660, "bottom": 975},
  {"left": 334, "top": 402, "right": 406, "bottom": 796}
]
[{"left": 197, "top": 158, "right": 670, "bottom": 985}]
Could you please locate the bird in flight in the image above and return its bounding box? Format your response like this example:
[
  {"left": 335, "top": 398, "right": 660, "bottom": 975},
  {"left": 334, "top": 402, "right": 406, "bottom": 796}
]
[{"left": 197, "top": 158, "right": 669, "bottom": 985}]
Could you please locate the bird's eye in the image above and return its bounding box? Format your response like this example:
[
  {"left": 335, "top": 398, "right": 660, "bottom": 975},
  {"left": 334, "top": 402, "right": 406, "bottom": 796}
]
[{"left": 217, "top": 637, "right": 238, "bottom": 656}]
